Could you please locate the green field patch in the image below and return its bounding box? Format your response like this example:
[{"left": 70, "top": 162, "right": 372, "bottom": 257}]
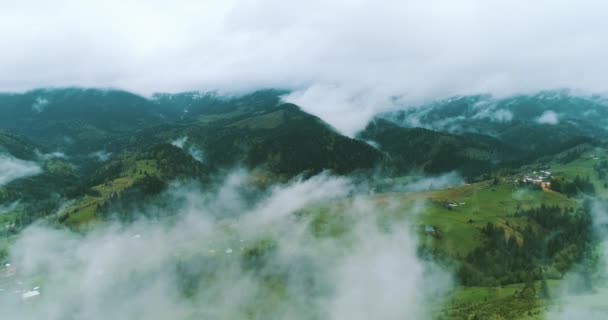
[
  {"left": 395, "top": 182, "right": 574, "bottom": 256},
  {"left": 441, "top": 280, "right": 561, "bottom": 319},
  {"left": 307, "top": 180, "right": 575, "bottom": 258},
  {"left": 63, "top": 159, "right": 160, "bottom": 227},
  {"left": 545, "top": 147, "right": 608, "bottom": 197},
  {"left": 229, "top": 110, "right": 286, "bottom": 129}
]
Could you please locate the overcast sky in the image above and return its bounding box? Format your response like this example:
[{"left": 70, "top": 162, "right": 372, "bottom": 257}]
[{"left": 2, "top": 0, "right": 608, "bottom": 135}]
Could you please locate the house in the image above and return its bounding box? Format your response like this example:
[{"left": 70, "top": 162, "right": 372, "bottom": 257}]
[
  {"left": 424, "top": 226, "right": 436, "bottom": 234},
  {"left": 520, "top": 170, "right": 552, "bottom": 189}
]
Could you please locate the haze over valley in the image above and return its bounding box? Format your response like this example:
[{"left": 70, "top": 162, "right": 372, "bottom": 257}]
[{"left": 2, "top": 1, "right": 608, "bottom": 319}]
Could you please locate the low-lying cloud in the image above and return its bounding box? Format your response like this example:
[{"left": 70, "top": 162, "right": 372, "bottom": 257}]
[
  {"left": 0, "top": 172, "right": 451, "bottom": 319},
  {"left": 536, "top": 110, "right": 560, "bottom": 125},
  {"left": 547, "top": 200, "right": 608, "bottom": 319},
  {"left": 31, "top": 97, "right": 49, "bottom": 113},
  {"left": 385, "top": 172, "right": 465, "bottom": 193},
  {"left": 0, "top": 153, "right": 42, "bottom": 186},
  {"left": 2, "top": 1, "right": 608, "bottom": 135},
  {"left": 471, "top": 100, "right": 514, "bottom": 123},
  {"left": 90, "top": 150, "right": 112, "bottom": 162},
  {"left": 171, "top": 137, "right": 205, "bottom": 163},
  {"left": 35, "top": 150, "right": 68, "bottom": 161},
  {"left": 0, "top": 201, "right": 20, "bottom": 214}
]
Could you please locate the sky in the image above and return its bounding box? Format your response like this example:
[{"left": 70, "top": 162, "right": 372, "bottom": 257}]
[{"left": 2, "top": 0, "right": 608, "bottom": 134}]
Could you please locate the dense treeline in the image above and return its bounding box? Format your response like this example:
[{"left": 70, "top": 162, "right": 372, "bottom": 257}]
[
  {"left": 358, "top": 119, "right": 510, "bottom": 179},
  {"left": 550, "top": 175, "right": 595, "bottom": 196},
  {"left": 594, "top": 160, "right": 608, "bottom": 189},
  {"left": 459, "top": 204, "right": 594, "bottom": 286},
  {"left": 96, "top": 175, "right": 168, "bottom": 222}
]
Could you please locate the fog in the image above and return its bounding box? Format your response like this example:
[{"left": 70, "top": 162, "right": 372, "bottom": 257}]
[
  {"left": 536, "top": 110, "right": 560, "bottom": 125},
  {"left": 0, "top": 171, "right": 451, "bottom": 319},
  {"left": 0, "top": 201, "right": 20, "bottom": 215},
  {"left": 90, "top": 150, "right": 112, "bottom": 162},
  {"left": 3, "top": 1, "right": 608, "bottom": 135},
  {"left": 0, "top": 153, "right": 42, "bottom": 186},
  {"left": 547, "top": 199, "right": 608, "bottom": 319},
  {"left": 171, "top": 137, "right": 205, "bottom": 163}
]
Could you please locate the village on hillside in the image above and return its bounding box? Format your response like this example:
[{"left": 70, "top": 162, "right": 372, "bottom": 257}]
[{"left": 519, "top": 170, "right": 552, "bottom": 189}]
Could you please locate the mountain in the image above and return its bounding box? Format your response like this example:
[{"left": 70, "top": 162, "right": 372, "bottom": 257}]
[
  {"left": 0, "top": 131, "right": 39, "bottom": 160},
  {"left": 380, "top": 91, "right": 607, "bottom": 166},
  {"left": 359, "top": 118, "right": 516, "bottom": 177},
  {"left": 129, "top": 103, "right": 383, "bottom": 177},
  {"left": 0, "top": 88, "right": 383, "bottom": 225},
  {"left": 2, "top": 87, "right": 608, "bottom": 320},
  {"left": 384, "top": 91, "right": 608, "bottom": 134},
  {"left": 3, "top": 87, "right": 608, "bottom": 228},
  {"left": 0, "top": 88, "right": 382, "bottom": 177},
  {"left": 0, "top": 88, "right": 179, "bottom": 155}
]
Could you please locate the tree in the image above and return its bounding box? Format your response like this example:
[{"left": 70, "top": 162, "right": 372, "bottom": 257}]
[
  {"left": 520, "top": 282, "right": 536, "bottom": 299},
  {"left": 539, "top": 279, "right": 550, "bottom": 299}
]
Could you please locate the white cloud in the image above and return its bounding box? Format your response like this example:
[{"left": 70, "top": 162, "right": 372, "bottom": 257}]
[
  {"left": 283, "top": 84, "right": 396, "bottom": 137},
  {"left": 90, "top": 150, "right": 112, "bottom": 162},
  {"left": 36, "top": 150, "right": 68, "bottom": 161},
  {"left": 546, "top": 200, "right": 608, "bottom": 319},
  {"left": 472, "top": 104, "right": 514, "bottom": 123},
  {"left": 0, "top": 154, "right": 42, "bottom": 186},
  {"left": 536, "top": 110, "right": 559, "bottom": 125},
  {"left": 2, "top": 1, "right": 608, "bottom": 134},
  {"left": 401, "top": 172, "right": 464, "bottom": 192},
  {"left": 171, "top": 137, "right": 205, "bottom": 163},
  {"left": 170, "top": 137, "right": 188, "bottom": 149},
  {"left": 0, "top": 171, "right": 451, "bottom": 319},
  {"left": 0, "top": 201, "right": 20, "bottom": 214},
  {"left": 31, "top": 97, "right": 49, "bottom": 113}
]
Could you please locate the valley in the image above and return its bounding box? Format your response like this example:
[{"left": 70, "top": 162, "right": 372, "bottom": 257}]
[{"left": 0, "top": 88, "right": 607, "bottom": 319}]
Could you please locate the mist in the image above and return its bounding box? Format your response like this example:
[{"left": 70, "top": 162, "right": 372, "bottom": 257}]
[
  {"left": 0, "top": 153, "right": 42, "bottom": 186},
  {"left": 3, "top": 1, "right": 608, "bottom": 135},
  {"left": 536, "top": 110, "right": 560, "bottom": 125},
  {"left": 0, "top": 201, "right": 19, "bottom": 215},
  {"left": 0, "top": 171, "right": 451, "bottom": 319},
  {"left": 171, "top": 137, "right": 205, "bottom": 163},
  {"left": 547, "top": 199, "right": 608, "bottom": 319}
]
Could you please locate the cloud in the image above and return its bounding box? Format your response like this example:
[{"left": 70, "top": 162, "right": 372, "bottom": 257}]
[
  {"left": 0, "top": 201, "right": 20, "bottom": 214},
  {"left": 90, "top": 150, "right": 112, "bottom": 162},
  {"left": 0, "top": 171, "right": 451, "bottom": 319},
  {"left": 31, "top": 97, "right": 49, "bottom": 113},
  {"left": 171, "top": 137, "right": 205, "bottom": 163},
  {"left": 2, "top": 1, "right": 608, "bottom": 135},
  {"left": 0, "top": 153, "right": 42, "bottom": 186},
  {"left": 536, "top": 110, "right": 560, "bottom": 125},
  {"left": 35, "top": 150, "right": 68, "bottom": 161},
  {"left": 546, "top": 200, "right": 608, "bottom": 319},
  {"left": 282, "top": 84, "right": 398, "bottom": 137},
  {"left": 400, "top": 172, "right": 464, "bottom": 192},
  {"left": 171, "top": 137, "right": 188, "bottom": 149},
  {"left": 471, "top": 100, "right": 514, "bottom": 122}
]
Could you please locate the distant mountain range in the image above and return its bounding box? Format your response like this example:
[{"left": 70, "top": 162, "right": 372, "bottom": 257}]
[{"left": 1, "top": 88, "right": 607, "bottom": 226}]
